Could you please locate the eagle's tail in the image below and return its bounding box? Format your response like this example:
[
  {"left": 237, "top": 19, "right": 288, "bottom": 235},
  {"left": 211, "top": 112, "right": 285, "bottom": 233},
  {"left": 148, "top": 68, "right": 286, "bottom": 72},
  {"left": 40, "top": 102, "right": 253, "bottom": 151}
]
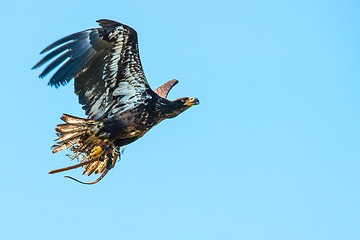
[
  {"left": 52, "top": 114, "right": 101, "bottom": 154},
  {"left": 50, "top": 114, "right": 120, "bottom": 183}
]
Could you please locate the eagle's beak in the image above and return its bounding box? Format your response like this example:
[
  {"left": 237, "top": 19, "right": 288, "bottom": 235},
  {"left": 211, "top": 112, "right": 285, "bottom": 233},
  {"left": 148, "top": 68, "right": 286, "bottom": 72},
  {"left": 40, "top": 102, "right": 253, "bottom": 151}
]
[{"left": 184, "top": 97, "right": 200, "bottom": 106}]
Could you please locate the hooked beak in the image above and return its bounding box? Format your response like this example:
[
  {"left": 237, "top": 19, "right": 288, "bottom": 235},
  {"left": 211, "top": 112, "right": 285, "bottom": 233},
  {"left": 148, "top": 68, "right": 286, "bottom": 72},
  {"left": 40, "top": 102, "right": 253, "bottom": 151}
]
[{"left": 184, "top": 97, "right": 200, "bottom": 106}]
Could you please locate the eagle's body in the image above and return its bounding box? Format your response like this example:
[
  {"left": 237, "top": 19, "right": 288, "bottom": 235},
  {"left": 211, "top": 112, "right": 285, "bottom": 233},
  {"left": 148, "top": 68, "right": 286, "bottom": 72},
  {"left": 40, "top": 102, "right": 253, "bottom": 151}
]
[{"left": 33, "top": 19, "right": 199, "bottom": 183}]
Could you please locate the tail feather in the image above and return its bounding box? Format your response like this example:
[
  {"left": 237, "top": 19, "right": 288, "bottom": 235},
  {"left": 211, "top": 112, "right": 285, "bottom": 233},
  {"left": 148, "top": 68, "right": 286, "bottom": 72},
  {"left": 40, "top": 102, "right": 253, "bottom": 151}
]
[
  {"left": 52, "top": 114, "right": 103, "bottom": 154},
  {"left": 84, "top": 160, "right": 101, "bottom": 176},
  {"left": 96, "top": 161, "right": 107, "bottom": 175},
  {"left": 50, "top": 114, "right": 121, "bottom": 179},
  {"left": 52, "top": 140, "right": 77, "bottom": 154},
  {"left": 55, "top": 130, "right": 86, "bottom": 143},
  {"left": 60, "top": 114, "right": 93, "bottom": 124},
  {"left": 55, "top": 123, "right": 89, "bottom": 133}
]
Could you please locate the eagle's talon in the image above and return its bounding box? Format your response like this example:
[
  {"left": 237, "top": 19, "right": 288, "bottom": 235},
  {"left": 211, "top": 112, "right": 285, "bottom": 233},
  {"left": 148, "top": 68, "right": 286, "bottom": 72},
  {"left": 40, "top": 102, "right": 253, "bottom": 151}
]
[
  {"left": 89, "top": 141, "right": 107, "bottom": 159},
  {"left": 89, "top": 146, "right": 103, "bottom": 159}
]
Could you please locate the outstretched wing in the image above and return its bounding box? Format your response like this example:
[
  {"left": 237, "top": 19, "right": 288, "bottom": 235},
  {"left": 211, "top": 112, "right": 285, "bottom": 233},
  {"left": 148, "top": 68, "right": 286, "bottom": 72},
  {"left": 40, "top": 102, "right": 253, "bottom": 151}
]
[
  {"left": 154, "top": 79, "right": 179, "bottom": 99},
  {"left": 33, "top": 19, "right": 152, "bottom": 120}
]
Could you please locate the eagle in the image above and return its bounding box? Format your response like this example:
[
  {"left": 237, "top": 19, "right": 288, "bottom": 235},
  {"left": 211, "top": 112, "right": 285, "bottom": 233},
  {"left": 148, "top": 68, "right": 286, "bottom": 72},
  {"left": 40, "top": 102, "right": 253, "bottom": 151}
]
[{"left": 32, "top": 19, "right": 199, "bottom": 184}]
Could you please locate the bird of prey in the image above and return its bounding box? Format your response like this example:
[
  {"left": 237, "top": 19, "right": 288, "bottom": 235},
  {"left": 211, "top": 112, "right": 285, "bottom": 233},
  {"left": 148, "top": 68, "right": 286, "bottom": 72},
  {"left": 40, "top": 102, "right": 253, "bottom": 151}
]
[{"left": 32, "top": 19, "right": 199, "bottom": 184}]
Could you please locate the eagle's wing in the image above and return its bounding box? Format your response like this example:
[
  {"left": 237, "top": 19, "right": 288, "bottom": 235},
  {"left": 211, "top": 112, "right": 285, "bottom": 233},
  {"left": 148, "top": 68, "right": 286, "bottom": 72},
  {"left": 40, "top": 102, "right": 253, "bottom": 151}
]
[
  {"left": 33, "top": 19, "right": 152, "bottom": 120},
  {"left": 154, "top": 79, "right": 179, "bottom": 99}
]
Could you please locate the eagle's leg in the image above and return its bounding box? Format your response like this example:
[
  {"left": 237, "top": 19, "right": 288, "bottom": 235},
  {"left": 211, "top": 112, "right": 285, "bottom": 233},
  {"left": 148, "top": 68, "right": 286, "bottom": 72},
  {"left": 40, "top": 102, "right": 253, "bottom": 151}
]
[
  {"left": 94, "top": 145, "right": 114, "bottom": 174},
  {"left": 106, "top": 146, "right": 114, "bottom": 169}
]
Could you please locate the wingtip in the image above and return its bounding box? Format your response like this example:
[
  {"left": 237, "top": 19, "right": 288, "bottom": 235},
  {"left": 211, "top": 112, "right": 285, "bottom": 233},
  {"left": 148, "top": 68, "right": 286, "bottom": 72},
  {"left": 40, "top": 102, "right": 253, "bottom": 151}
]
[
  {"left": 39, "top": 46, "right": 52, "bottom": 54},
  {"left": 170, "top": 79, "right": 179, "bottom": 84},
  {"left": 39, "top": 49, "right": 47, "bottom": 54},
  {"left": 32, "top": 61, "right": 44, "bottom": 70},
  {"left": 96, "top": 19, "right": 121, "bottom": 27}
]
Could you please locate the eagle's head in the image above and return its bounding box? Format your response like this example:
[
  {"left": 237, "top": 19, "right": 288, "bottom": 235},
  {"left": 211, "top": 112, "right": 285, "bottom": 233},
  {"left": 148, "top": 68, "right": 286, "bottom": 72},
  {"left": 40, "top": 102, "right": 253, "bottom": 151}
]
[{"left": 162, "top": 97, "right": 200, "bottom": 119}]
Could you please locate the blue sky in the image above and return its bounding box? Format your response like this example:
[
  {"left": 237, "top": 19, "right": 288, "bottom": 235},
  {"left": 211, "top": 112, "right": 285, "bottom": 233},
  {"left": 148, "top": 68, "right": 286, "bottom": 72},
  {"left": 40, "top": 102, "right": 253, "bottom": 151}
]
[{"left": 2, "top": 0, "right": 360, "bottom": 239}]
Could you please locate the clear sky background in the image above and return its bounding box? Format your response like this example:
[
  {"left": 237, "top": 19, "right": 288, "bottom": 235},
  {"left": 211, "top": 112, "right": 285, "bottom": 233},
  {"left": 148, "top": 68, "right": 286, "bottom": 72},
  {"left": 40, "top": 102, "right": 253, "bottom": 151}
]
[{"left": 1, "top": 0, "right": 360, "bottom": 239}]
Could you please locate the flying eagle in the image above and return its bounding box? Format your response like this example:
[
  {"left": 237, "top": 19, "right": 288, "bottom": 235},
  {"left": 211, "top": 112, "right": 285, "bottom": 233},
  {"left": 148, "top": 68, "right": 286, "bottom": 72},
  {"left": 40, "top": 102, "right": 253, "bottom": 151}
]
[{"left": 32, "top": 19, "right": 199, "bottom": 184}]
